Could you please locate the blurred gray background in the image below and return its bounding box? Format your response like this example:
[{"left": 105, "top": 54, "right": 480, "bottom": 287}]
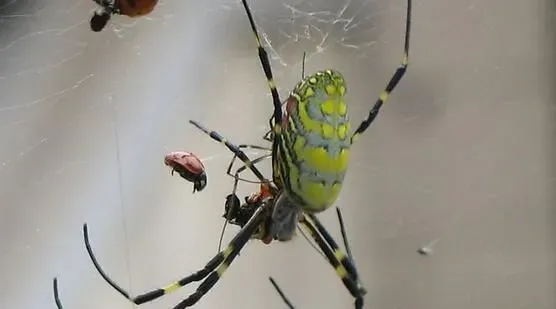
[{"left": 0, "top": 0, "right": 554, "bottom": 308}]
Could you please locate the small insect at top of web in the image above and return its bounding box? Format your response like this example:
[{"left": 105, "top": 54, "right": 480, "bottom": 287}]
[
  {"left": 164, "top": 151, "right": 207, "bottom": 193},
  {"left": 89, "top": 0, "right": 160, "bottom": 32}
]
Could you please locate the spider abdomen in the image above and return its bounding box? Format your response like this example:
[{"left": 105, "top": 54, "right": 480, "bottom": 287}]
[{"left": 278, "top": 70, "right": 351, "bottom": 213}]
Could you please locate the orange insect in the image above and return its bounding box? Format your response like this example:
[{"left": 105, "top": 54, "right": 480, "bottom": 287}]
[{"left": 90, "top": 0, "right": 159, "bottom": 32}]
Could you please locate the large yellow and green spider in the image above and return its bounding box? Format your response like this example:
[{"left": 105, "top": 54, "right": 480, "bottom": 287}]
[{"left": 81, "top": 0, "right": 411, "bottom": 308}]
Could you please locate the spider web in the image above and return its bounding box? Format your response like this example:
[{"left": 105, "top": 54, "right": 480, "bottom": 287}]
[
  {"left": 0, "top": 1, "right": 418, "bottom": 309},
  {"left": 240, "top": 0, "right": 382, "bottom": 62}
]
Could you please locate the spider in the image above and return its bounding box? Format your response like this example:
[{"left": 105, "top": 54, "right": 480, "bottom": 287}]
[
  {"left": 82, "top": 0, "right": 411, "bottom": 307},
  {"left": 52, "top": 268, "right": 327, "bottom": 309}
]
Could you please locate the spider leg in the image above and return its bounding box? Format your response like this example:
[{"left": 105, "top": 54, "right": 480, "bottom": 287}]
[
  {"left": 217, "top": 174, "right": 242, "bottom": 252},
  {"left": 263, "top": 99, "right": 287, "bottom": 142},
  {"left": 216, "top": 143, "right": 271, "bottom": 252},
  {"left": 83, "top": 202, "right": 271, "bottom": 308},
  {"left": 336, "top": 207, "right": 359, "bottom": 278},
  {"left": 226, "top": 150, "right": 272, "bottom": 184},
  {"left": 52, "top": 277, "right": 63, "bottom": 309},
  {"left": 240, "top": 0, "right": 283, "bottom": 134},
  {"left": 189, "top": 120, "right": 270, "bottom": 185},
  {"left": 269, "top": 277, "right": 295, "bottom": 309},
  {"left": 225, "top": 144, "right": 271, "bottom": 182},
  {"left": 350, "top": 0, "right": 412, "bottom": 144},
  {"left": 237, "top": 144, "right": 272, "bottom": 151},
  {"left": 301, "top": 51, "right": 306, "bottom": 79},
  {"left": 307, "top": 213, "right": 363, "bottom": 286},
  {"left": 263, "top": 115, "right": 274, "bottom": 142},
  {"left": 269, "top": 209, "right": 359, "bottom": 309},
  {"left": 299, "top": 214, "right": 366, "bottom": 309}
]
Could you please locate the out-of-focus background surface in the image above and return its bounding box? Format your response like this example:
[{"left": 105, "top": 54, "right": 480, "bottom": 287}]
[{"left": 0, "top": 0, "right": 554, "bottom": 308}]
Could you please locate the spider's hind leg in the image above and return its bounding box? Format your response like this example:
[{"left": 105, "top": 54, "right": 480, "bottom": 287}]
[{"left": 299, "top": 214, "right": 366, "bottom": 309}]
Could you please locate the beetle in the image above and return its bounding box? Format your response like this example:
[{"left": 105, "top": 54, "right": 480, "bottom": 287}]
[
  {"left": 164, "top": 151, "right": 207, "bottom": 193},
  {"left": 90, "top": 0, "right": 159, "bottom": 32}
]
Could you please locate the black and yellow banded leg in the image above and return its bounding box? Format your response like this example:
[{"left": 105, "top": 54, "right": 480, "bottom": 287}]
[
  {"left": 240, "top": 0, "right": 284, "bottom": 135},
  {"left": 306, "top": 212, "right": 363, "bottom": 286},
  {"left": 260, "top": 50, "right": 306, "bottom": 143},
  {"left": 350, "top": 0, "right": 412, "bottom": 145},
  {"left": 52, "top": 277, "right": 63, "bottom": 309},
  {"left": 236, "top": 144, "right": 272, "bottom": 152},
  {"left": 269, "top": 209, "right": 359, "bottom": 309},
  {"left": 269, "top": 277, "right": 295, "bottom": 309},
  {"left": 189, "top": 120, "right": 272, "bottom": 187},
  {"left": 83, "top": 203, "right": 271, "bottom": 308},
  {"left": 222, "top": 150, "right": 272, "bottom": 230},
  {"left": 335, "top": 208, "right": 359, "bottom": 280},
  {"left": 298, "top": 215, "right": 365, "bottom": 309},
  {"left": 227, "top": 153, "right": 272, "bottom": 184}
]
